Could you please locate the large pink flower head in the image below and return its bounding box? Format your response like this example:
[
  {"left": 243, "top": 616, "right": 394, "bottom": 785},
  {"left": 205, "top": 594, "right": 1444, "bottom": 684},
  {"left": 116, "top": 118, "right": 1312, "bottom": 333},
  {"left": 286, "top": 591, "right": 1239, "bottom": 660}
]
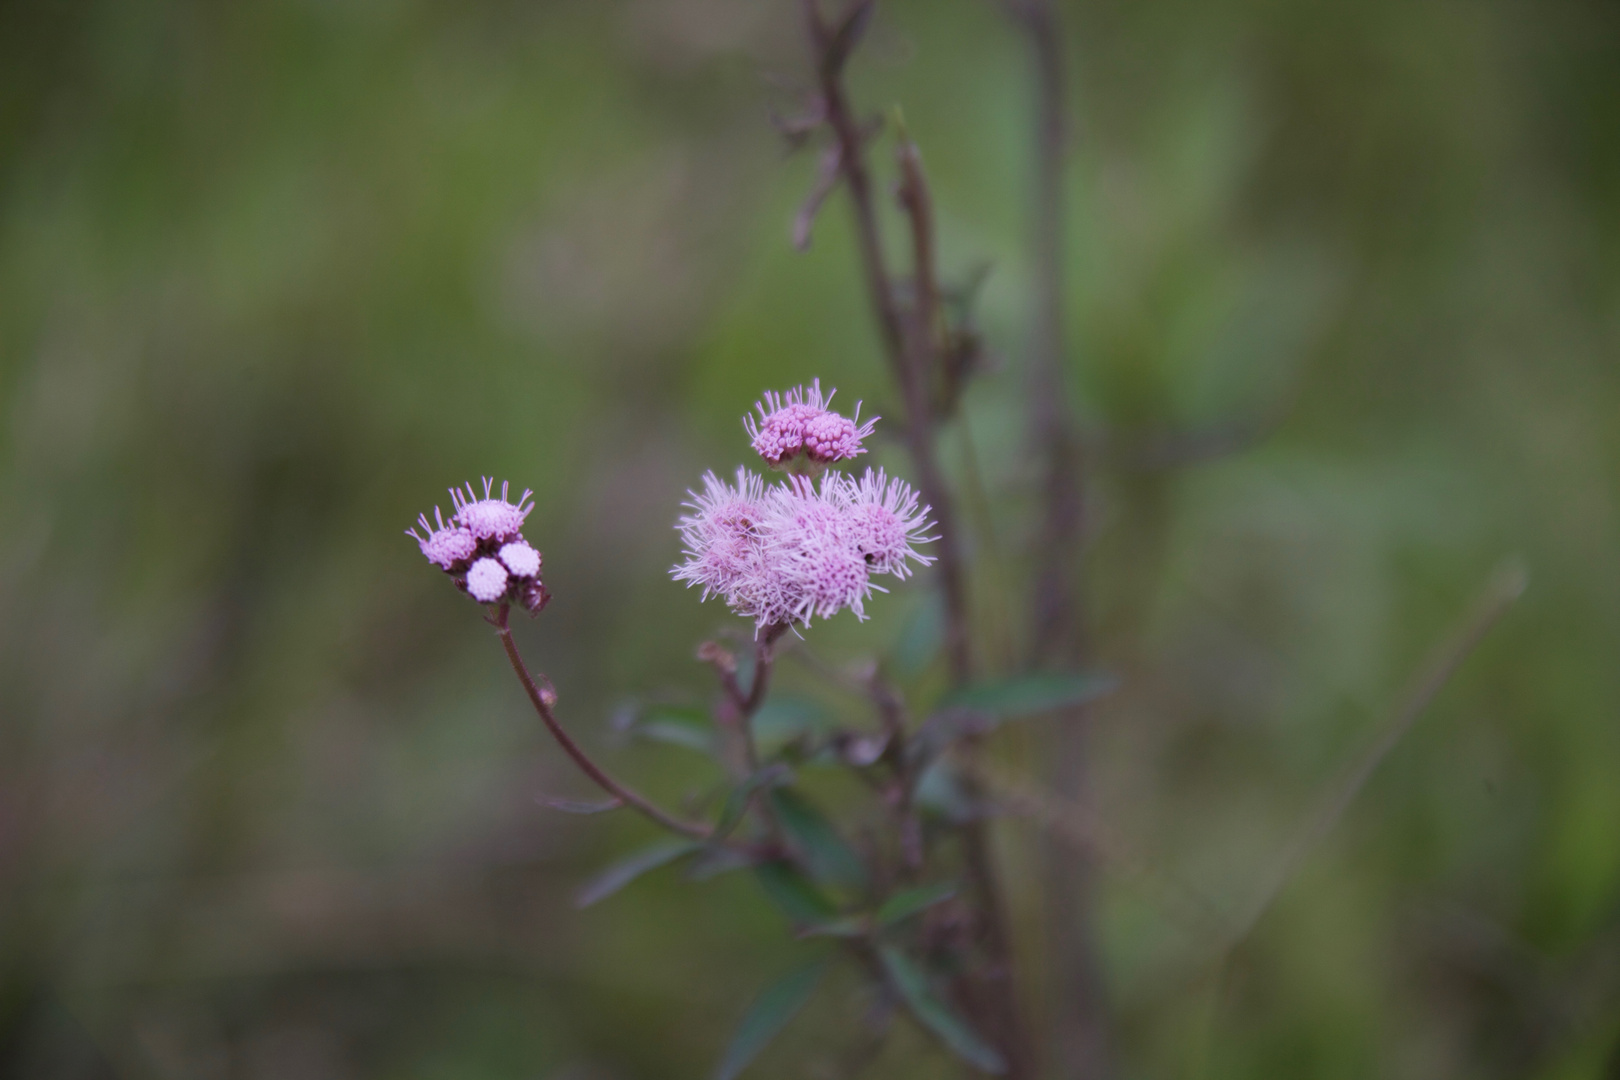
[
  {"left": 671, "top": 468, "right": 768, "bottom": 605},
  {"left": 409, "top": 478, "right": 549, "bottom": 613},
  {"left": 670, "top": 468, "right": 936, "bottom": 631},
  {"left": 760, "top": 475, "right": 876, "bottom": 625},
  {"left": 745, "top": 379, "right": 878, "bottom": 474},
  {"left": 844, "top": 468, "right": 936, "bottom": 578}
]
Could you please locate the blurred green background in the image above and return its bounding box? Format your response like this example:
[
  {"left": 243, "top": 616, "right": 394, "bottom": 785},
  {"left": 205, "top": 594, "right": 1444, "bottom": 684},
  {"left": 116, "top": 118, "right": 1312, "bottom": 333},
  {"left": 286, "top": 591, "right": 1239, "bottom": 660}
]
[{"left": 3, "top": 0, "right": 1619, "bottom": 1076}]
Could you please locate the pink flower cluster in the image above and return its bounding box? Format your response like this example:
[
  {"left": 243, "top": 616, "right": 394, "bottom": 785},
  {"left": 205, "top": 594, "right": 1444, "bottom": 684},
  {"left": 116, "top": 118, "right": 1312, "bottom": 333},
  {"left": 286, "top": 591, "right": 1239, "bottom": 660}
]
[
  {"left": 408, "top": 478, "right": 550, "bottom": 613},
  {"left": 673, "top": 465, "right": 935, "bottom": 630},
  {"left": 745, "top": 379, "right": 877, "bottom": 473}
]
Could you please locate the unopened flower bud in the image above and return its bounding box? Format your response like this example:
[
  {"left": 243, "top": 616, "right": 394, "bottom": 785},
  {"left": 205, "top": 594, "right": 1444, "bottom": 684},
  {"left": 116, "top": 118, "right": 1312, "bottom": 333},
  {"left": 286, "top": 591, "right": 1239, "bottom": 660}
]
[
  {"left": 745, "top": 378, "right": 877, "bottom": 474},
  {"left": 465, "top": 557, "right": 509, "bottom": 603},
  {"left": 499, "top": 540, "right": 541, "bottom": 578},
  {"left": 411, "top": 478, "right": 549, "bottom": 612}
]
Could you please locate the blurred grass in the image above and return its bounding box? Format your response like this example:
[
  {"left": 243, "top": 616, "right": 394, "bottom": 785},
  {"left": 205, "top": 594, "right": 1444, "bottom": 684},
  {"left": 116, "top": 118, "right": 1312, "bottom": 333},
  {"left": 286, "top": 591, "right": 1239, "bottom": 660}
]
[{"left": 2, "top": 0, "right": 1618, "bottom": 1076}]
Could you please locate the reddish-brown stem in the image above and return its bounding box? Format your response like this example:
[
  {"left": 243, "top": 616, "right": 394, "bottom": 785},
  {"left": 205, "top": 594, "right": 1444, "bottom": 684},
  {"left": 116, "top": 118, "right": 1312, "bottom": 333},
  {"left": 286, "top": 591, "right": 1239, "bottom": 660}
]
[
  {"left": 801, "top": 4, "right": 1030, "bottom": 1074},
  {"left": 743, "top": 623, "right": 788, "bottom": 717},
  {"left": 1016, "top": 0, "right": 1085, "bottom": 666},
  {"left": 492, "top": 605, "right": 711, "bottom": 840},
  {"left": 997, "top": 2, "right": 1112, "bottom": 1075},
  {"left": 705, "top": 625, "right": 788, "bottom": 771},
  {"left": 806, "top": 0, "right": 972, "bottom": 682}
]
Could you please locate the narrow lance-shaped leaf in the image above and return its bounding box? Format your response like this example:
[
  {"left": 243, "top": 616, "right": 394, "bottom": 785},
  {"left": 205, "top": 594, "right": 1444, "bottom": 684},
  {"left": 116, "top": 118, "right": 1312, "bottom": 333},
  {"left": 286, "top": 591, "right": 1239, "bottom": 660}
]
[
  {"left": 685, "top": 845, "right": 755, "bottom": 883},
  {"left": 713, "top": 957, "right": 831, "bottom": 1080},
  {"left": 878, "top": 945, "right": 1006, "bottom": 1074},
  {"left": 633, "top": 705, "right": 719, "bottom": 755},
  {"left": 753, "top": 861, "right": 838, "bottom": 925},
  {"left": 893, "top": 592, "right": 945, "bottom": 676},
  {"left": 576, "top": 839, "right": 701, "bottom": 908},
  {"left": 876, "top": 883, "right": 957, "bottom": 927},
  {"left": 750, "top": 698, "right": 830, "bottom": 757},
  {"left": 711, "top": 764, "right": 792, "bottom": 844},
  {"left": 797, "top": 915, "right": 867, "bottom": 939},
  {"left": 769, "top": 788, "right": 868, "bottom": 890},
  {"left": 939, "top": 673, "right": 1118, "bottom": 720}
]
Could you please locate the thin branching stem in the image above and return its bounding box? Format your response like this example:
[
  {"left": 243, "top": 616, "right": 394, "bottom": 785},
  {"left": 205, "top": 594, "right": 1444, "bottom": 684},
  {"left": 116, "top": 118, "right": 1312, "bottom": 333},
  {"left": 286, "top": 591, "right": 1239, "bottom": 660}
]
[
  {"left": 492, "top": 605, "right": 712, "bottom": 841},
  {"left": 804, "top": 0, "right": 972, "bottom": 682},
  {"left": 993, "top": 2, "right": 1114, "bottom": 1075},
  {"left": 799, "top": 3, "right": 1033, "bottom": 1073}
]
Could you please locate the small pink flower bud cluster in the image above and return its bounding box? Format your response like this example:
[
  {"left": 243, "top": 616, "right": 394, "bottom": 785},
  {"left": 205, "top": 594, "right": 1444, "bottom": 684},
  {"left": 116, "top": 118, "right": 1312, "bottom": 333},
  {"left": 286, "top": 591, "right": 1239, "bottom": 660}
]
[
  {"left": 408, "top": 478, "right": 550, "bottom": 613},
  {"left": 745, "top": 378, "right": 877, "bottom": 475},
  {"left": 675, "top": 382, "right": 933, "bottom": 629}
]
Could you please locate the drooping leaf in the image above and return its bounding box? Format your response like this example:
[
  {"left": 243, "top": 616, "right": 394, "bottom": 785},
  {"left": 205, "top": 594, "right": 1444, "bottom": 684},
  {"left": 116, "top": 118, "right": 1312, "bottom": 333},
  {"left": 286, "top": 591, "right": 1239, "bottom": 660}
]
[
  {"left": 575, "top": 839, "right": 701, "bottom": 908},
  {"left": 711, "top": 764, "right": 793, "bottom": 843},
  {"left": 769, "top": 788, "right": 868, "bottom": 890},
  {"left": 939, "top": 673, "right": 1118, "bottom": 720},
  {"left": 753, "top": 860, "right": 839, "bottom": 924},
  {"left": 797, "top": 915, "right": 869, "bottom": 939},
  {"left": 906, "top": 710, "right": 997, "bottom": 768},
  {"left": 893, "top": 592, "right": 945, "bottom": 675},
  {"left": 878, "top": 945, "right": 1006, "bottom": 1074},
  {"left": 633, "top": 705, "right": 719, "bottom": 755},
  {"left": 685, "top": 844, "right": 756, "bottom": 883},
  {"left": 713, "top": 958, "right": 831, "bottom": 1080},
  {"left": 750, "top": 698, "right": 830, "bottom": 757},
  {"left": 876, "top": 883, "right": 957, "bottom": 927}
]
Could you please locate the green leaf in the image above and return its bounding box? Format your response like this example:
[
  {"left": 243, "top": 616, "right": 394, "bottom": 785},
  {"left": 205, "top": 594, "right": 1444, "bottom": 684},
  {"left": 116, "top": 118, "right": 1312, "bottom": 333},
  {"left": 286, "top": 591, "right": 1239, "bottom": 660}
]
[
  {"left": 713, "top": 958, "right": 830, "bottom": 1080},
  {"left": 893, "top": 592, "right": 945, "bottom": 675},
  {"left": 711, "top": 764, "right": 792, "bottom": 843},
  {"left": 797, "top": 915, "right": 869, "bottom": 938},
  {"left": 907, "top": 711, "right": 993, "bottom": 767},
  {"left": 768, "top": 788, "right": 869, "bottom": 890},
  {"left": 753, "top": 861, "right": 839, "bottom": 924},
  {"left": 878, "top": 945, "right": 1006, "bottom": 1074},
  {"left": 633, "top": 705, "right": 718, "bottom": 755},
  {"left": 685, "top": 845, "right": 755, "bottom": 882},
  {"left": 750, "top": 698, "right": 830, "bottom": 756},
  {"left": 939, "top": 673, "right": 1117, "bottom": 720},
  {"left": 876, "top": 883, "right": 957, "bottom": 927},
  {"left": 576, "top": 839, "right": 701, "bottom": 908}
]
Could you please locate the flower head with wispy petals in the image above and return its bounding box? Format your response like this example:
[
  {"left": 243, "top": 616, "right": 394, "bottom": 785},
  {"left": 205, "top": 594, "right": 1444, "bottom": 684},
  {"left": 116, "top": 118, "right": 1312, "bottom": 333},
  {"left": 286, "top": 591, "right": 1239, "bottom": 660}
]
[
  {"left": 745, "top": 379, "right": 877, "bottom": 474},
  {"left": 672, "top": 468, "right": 768, "bottom": 607},
  {"left": 843, "top": 468, "right": 936, "bottom": 578},
  {"left": 411, "top": 507, "right": 478, "bottom": 570},
  {"left": 671, "top": 459, "right": 936, "bottom": 631},
  {"left": 409, "top": 477, "right": 549, "bottom": 613},
  {"left": 452, "top": 478, "right": 534, "bottom": 541},
  {"left": 759, "top": 474, "right": 877, "bottom": 625}
]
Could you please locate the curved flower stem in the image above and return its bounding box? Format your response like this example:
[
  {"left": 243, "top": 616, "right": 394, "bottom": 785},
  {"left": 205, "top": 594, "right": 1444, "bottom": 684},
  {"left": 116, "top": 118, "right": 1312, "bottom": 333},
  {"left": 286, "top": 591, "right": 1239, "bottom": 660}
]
[{"left": 491, "top": 605, "right": 712, "bottom": 841}]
